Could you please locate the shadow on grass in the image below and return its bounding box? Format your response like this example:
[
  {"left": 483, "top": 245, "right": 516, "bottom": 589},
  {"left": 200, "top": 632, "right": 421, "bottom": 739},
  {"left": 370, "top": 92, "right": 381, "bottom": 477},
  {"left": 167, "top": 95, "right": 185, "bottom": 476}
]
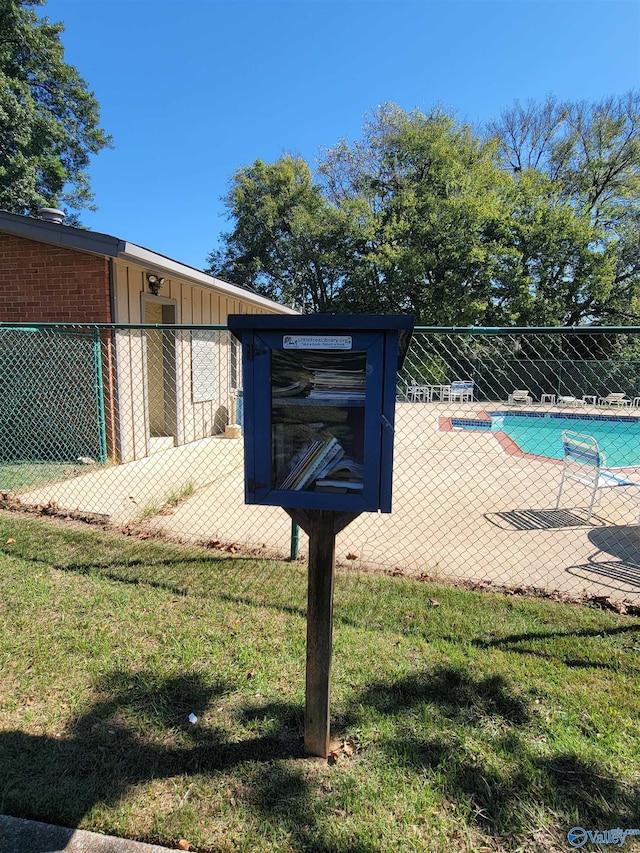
[
  {"left": 372, "top": 732, "right": 640, "bottom": 838},
  {"left": 0, "top": 533, "right": 428, "bottom": 631},
  {"left": 1, "top": 671, "right": 302, "bottom": 826},
  {"left": 0, "top": 670, "right": 375, "bottom": 852},
  {"left": 472, "top": 623, "right": 640, "bottom": 671},
  {"left": 0, "top": 531, "right": 300, "bottom": 602},
  {"left": 344, "top": 667, "right": 640, "bottom": 840},
  {"left": 2, "top": 664, "right": 639, "bottom": 850},
  {"left": 245, "top": 764, "right": 377, "bottom": 853},
  {"left": 353, "top": 667, "right": 530, "bottom": 725},
  {"left": 1, "top": 520, "right": 639, "bottom": 848}
]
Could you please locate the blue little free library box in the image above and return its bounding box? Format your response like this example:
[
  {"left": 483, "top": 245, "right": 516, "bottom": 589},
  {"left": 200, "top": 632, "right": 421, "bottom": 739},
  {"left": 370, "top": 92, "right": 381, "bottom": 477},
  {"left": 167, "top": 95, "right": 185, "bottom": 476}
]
[{"left": 228, "top": 313, "right": 414, "bottom": 513}]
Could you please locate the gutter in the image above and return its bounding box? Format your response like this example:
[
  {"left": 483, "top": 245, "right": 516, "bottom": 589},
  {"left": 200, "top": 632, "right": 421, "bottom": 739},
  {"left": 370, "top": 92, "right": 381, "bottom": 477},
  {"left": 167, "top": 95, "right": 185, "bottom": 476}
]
[{"left": 117, "top": 241, "right": 299, "bottom": 314}]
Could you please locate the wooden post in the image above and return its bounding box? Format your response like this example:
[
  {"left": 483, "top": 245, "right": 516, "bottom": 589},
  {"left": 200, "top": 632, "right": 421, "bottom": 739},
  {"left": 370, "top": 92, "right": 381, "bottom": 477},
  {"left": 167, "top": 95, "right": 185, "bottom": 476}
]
[
  {"left": 305, "top": 510, "right": 336, "bottom": 757},
  {"left": 287, "top": 508, "right": 359, "bottom": 758}
]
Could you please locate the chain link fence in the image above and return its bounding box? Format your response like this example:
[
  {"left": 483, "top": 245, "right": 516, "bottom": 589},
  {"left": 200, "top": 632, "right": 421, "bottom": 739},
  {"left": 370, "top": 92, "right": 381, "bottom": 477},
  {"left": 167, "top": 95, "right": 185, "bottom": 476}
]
[{"left": 2, "top": 322, "right": 640, "bottom": 605}]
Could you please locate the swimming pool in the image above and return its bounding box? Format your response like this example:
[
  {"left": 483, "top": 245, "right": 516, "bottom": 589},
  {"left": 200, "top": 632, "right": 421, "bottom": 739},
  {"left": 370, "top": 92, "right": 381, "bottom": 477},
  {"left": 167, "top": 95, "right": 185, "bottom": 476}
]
[{"left": 451, "top": 412, "right": 640, "bottom": 467}]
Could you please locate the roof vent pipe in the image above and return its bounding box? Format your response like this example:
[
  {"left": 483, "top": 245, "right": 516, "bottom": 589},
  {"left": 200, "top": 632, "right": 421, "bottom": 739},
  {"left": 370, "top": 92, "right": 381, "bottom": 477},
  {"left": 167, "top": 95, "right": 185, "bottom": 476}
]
[{"left": 37, "top": 207, "right": 65, "bottom": 224}]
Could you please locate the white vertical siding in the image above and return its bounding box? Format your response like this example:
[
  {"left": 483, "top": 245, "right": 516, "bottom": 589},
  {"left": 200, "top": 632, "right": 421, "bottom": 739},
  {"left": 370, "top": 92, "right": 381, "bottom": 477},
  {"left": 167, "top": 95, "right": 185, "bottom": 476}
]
[{"left": 111, "top": 260, "right": 281, "bottom": 457}]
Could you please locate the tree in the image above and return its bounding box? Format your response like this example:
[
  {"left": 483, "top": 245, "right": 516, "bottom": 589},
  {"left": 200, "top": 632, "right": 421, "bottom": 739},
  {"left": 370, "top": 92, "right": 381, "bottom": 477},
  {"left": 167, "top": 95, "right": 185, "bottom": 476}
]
[
  {"left": 207, "top": 156, "right": 347, "bottom": 312},
  {"left": 210, "top": 97, "right": 639, "bottom": 327},
  {"left": 0, "top": 0, "right": 111, "bottom": 217},
  {"left": 481, "top": 170, "right": 616, "bottom": 326},
  {"left": 319, "top": 104, "right": 508, "bottom": 323},
  {"left": 488, "top": 92, "right": 640, "bottom": 325},
  {"left": 211, "top": 107, "right": 511, "bottom": 322}
]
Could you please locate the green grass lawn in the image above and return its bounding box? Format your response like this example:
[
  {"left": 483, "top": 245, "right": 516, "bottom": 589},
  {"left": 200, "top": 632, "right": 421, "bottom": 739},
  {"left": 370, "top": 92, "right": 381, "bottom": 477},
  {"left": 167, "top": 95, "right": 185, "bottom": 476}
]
[
  {"left": 0, "top": 460, "right": 88, "bottom": 493},
  {"left": 0, "top": 511, "right": 638, "bottom": 852}
]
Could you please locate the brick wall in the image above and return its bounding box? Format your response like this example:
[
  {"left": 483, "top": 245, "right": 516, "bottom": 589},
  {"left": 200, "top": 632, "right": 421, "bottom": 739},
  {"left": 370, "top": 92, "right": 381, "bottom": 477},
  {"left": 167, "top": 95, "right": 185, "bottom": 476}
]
[{"left": 0, "top": 233, "right": 111, "bottom": 322}]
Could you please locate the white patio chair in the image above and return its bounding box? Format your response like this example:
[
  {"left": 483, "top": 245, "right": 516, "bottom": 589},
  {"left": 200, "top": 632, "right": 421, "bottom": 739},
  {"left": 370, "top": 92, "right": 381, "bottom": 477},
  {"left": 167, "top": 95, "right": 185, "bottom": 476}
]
[
  {"left": 598, "top": 392, "right": 630, "bottom": 407},
  {"left": 555, "top": 430, "right": 640, "bottom": 522},
  {"left": 407, "top": 380, "right": 431, "bottom": 402},
  {"left": 446, "top": 380, "right": 474, "bottom": 402},
  {"left": 507, "top": 390, "right": 533, "bottom": 405}
]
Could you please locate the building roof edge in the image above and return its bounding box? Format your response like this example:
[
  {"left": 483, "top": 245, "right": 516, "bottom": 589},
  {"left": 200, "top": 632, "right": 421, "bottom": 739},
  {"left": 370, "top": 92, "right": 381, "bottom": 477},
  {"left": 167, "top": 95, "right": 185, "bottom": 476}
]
[{"left": 0, "top": 209, "right": 298, "bottom": 315}]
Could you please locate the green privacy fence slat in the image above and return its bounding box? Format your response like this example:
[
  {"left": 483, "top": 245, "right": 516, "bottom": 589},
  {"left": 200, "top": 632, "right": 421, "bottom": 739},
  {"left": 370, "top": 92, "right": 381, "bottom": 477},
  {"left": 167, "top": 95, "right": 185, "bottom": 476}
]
[
  {"left": 0, "top": 327, "right": 105, "bottom": 466},
  {"left": 412, "top": 326, "right": 640, "bottom": 335}
]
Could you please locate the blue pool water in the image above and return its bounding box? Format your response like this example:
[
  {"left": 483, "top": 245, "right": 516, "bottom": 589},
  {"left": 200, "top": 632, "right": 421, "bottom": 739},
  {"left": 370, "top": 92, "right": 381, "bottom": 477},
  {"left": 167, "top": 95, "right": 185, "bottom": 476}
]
[{"left": 452, "top": 413, "right": 640, "bottom": 467}]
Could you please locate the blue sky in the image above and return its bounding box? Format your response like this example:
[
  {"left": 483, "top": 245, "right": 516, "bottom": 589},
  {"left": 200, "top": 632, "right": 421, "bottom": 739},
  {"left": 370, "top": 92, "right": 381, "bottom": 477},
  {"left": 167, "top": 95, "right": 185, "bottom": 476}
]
[{"left": 42, "top": 0, "right": 640, "bottom": 271}]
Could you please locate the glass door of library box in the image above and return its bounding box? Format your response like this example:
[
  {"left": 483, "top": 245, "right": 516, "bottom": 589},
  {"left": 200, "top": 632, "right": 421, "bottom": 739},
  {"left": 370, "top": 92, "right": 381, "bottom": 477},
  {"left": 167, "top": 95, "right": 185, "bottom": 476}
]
[{"left": 246, "top": 331, "right": 386, "bottom": 511}]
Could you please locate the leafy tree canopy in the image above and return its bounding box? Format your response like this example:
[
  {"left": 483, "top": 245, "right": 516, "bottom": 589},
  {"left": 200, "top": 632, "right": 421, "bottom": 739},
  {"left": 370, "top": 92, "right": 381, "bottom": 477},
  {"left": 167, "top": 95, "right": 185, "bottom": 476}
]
[
  {"left": 317, "top": 104, "right": 508, "bottom": 323},
  {"left": 488, "top": 91, "right": 640, "bottom": 325},
  {"left": 0, "top": 0, "right": 112, "bottom": 217},
  {"left": 209, "top": 94, "right": 640, "bottom": 327},
  {"left": 207, "top": 156, "right": 347, "bottom": 312}
]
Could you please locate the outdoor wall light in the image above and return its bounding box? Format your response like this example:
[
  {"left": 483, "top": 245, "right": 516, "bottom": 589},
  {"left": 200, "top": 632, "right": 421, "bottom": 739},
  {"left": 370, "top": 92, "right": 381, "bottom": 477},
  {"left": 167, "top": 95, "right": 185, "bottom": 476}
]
[{"left": 147, "top": 273, "right": 165, "bottom": 295}]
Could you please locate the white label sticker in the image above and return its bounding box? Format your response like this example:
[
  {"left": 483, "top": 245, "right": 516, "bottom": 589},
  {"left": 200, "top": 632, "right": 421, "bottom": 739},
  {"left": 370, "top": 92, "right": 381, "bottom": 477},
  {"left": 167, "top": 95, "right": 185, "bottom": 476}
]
[{"left": 282, "top": 335, "right": 352, "bottom": 350}]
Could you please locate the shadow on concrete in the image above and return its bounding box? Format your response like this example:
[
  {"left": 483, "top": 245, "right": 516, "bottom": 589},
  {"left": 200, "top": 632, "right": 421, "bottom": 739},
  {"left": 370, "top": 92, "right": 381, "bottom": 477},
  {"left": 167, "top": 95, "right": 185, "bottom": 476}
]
[
  {"left": 563, "top": 526, "right": 640, "bottom": 594},
  {"left": 566, "top": 558, "right": 640, "bottom": 593},
  {"left": 589, "top": 525, "right": 640, "bottom": 560},
  {"left": 484, "top": 507, "right": 599, "bottom": 531}
]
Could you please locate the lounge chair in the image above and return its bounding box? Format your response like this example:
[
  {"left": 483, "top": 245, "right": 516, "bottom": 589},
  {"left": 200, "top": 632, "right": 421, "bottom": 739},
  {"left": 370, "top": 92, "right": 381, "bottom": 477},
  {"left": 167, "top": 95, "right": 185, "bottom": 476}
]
[
  {"left": 557, "top": 396, "right": 587, "bottom": 408},
  {"left": 507, "top": 390, "right": 533, "bottom": 405},
  {"left": 556, "top": 430, "right": 640, "bottom": 522},
  {"left": 598, "top": 393, "right": 630, "bottom": 407}
]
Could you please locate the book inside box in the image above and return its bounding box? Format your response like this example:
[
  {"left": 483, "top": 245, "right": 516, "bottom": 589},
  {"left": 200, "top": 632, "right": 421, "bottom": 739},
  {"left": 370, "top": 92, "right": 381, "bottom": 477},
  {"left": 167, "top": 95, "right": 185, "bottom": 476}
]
[{"left": 271, "top": 350, "right": 366, "bottom": 492}]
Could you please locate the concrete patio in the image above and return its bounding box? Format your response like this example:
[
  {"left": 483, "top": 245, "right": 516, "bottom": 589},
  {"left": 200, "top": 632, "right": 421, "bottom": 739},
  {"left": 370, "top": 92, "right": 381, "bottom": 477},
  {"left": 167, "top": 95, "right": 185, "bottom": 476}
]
[{"left": 17, "top": 401, "right": 640, "bottom": 604}]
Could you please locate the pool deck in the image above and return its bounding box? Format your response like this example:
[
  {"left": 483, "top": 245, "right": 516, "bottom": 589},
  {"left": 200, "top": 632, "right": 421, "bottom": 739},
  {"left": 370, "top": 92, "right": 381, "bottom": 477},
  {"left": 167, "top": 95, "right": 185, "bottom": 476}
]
[{"left": 15, "top": 400, "right": 640, "bottom": 605}]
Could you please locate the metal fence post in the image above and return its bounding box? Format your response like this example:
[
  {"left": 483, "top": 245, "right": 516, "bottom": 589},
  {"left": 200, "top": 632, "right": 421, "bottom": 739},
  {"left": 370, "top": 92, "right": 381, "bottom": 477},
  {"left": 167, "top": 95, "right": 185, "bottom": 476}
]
[
  {"left": 93, "top": 327, "right": 108, "bottom": 464},
  {"left": 290, "top": 519, "right": 299, "bottom": 560}
]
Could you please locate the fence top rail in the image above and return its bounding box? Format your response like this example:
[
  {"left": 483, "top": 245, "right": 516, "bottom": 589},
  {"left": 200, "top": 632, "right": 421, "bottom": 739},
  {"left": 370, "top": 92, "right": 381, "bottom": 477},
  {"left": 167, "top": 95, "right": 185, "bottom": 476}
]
[
  {"left": 2, "top": 322, "right": 640, "bottom": 335},
  {"left": 413, "top": 325, "right": 640, "bottom": 335},
  {"left": 0, "top": 322, "right": 229, "bottom": 332}
]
